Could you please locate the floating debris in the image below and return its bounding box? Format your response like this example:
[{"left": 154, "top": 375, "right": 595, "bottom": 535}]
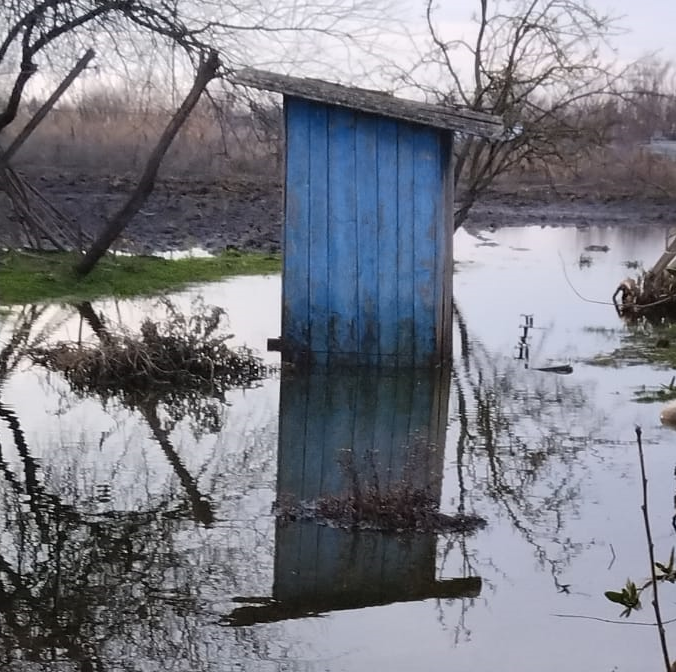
[{"left": 531, "top": 364, "right": 573, "bottom": 374}]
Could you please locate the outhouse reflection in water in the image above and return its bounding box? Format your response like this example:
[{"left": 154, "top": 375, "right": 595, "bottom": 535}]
[{"left": 227, "top": 366, "right": 481, "bottom": 626}]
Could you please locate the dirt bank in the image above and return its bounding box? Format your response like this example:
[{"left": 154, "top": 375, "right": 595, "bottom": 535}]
[
  {"left": 31, "top": 171, "right": 284, "bottom": 254},
  {"left": 17, "top": 170, "right": 676, "bottom": 253}
]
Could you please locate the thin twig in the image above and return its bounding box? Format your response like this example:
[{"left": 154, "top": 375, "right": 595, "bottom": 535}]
[
  {"left": 557, "top": 251, "right": 615, "bottom": 305},
  {"left": 636, "top": 425, "right": 672, "bottom": 671},
  {"left": 553, "top": 613, "right": 676, "bottom": 627}
]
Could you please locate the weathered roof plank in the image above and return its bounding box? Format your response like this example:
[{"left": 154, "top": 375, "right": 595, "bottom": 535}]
[{"left": 231, "top": 68, "right": 503, "bottom": 138}]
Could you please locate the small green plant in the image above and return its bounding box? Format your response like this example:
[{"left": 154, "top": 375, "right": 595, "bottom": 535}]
[
  {"left": 605, "top": 550, "right": 676, "bottom": 617},
  {"left": 605, "top": 579, "right": 642, "bottom": 618}
]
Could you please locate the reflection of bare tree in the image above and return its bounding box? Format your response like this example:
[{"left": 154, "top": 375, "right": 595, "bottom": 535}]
[
  {"left": 0, "top": 305, "right": 67, "bottom": 382},
  {"left": 0, "top": 404, "right": 280, "bottom": 670},
  {"left": 73, "top": 300, "right": 238, "bottom": 525},
  {"left": 0, "top": 471, "right": 200, "bottom": 669},
  {"left": 451, "top": 303, "right": 596, "bottom": 592},
  {"left": 0, "top": 302, "right": 285, "bottom": 669},
  {"left": 0, "top": 295, "right": 608, "bottom": 667},
  {"left": 140, "top": 400, "right": 215, "bottom": 526}
]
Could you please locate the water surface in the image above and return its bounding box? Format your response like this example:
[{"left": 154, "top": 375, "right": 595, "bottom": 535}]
[{"left": 0, "top": 224, "right": 674, "bottom": 671}]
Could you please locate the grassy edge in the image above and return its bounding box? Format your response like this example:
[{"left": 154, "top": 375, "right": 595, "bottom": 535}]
[{"left": 0, "top": 250, "right": 282, "bottom": 305}]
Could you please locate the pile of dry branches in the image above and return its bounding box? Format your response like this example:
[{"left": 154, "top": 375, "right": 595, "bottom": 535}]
[
  {"left": 29, "top": 302, "right": 266, "bottom": 402},
  {"left": 0, "top": 165, "right": 89, "bottom": 250},
  {"left": 614, "top": 271, "right": 676, "bottom": 322}
]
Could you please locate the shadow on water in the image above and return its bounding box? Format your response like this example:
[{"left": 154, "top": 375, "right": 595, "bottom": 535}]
[{"left": 0, "top": 289, "right": 606, "bottom": 669}]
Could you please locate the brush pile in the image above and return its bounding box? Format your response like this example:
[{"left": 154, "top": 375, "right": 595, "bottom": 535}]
[
  {"left": 29, "top": 300, "right": 267, "bottom": 404},
  {"left": 275, "top": 486, "right": 486, "bottom": 535},
  {"left": 614, "top": 270, "right": 676, "bottom": 322},
  {"left": 0, "top": 165, "right": 90, "bottom": 251}
]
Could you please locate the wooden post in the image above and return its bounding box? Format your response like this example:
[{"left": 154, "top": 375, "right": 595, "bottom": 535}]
[{"left": 649, "top": 230, "right": 676, "bottom": 278}]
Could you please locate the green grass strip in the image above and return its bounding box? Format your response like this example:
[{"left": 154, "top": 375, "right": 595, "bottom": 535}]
[{"left": 0, "top": 250, "right": 281, "bottom": 305}]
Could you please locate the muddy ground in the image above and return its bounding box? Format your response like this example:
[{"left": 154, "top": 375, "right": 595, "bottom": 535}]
[{"left": 22, "top": 171, "right": 676, "bottom": 253}]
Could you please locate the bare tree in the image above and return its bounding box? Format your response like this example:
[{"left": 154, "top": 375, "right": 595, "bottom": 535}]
[
  {"left": 397, "top": 0, "right": 628, "bottom": 229},
  {"left": 617, "top": 58, "right": 676, "bottom": 142},
  {"left": 0, "top": 0, "right": 394, "bottom": 135},
  {"left": 0, "top": 0, "right": 394, "bottom": 266}
]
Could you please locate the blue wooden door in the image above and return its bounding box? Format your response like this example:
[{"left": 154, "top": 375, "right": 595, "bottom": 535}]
[{"left": 283, "top": 97, "right": 453, "bottom": 366}]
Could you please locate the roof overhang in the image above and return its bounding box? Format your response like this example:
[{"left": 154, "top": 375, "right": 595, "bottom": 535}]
[{"left": 231, "top": 68, "right": 503, "bottom": 139}]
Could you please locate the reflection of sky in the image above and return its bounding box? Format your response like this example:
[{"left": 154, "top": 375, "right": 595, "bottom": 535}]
[{"left": 3, "top": 227, "right": 676, "bottom": 670}]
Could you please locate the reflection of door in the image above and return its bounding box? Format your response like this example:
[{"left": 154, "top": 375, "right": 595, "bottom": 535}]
[{"left": 225, "top": 368, "right": 482, "bottom": 626}]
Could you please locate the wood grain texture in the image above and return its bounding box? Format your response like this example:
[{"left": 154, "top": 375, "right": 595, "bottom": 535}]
[{"left": 283, "top": 98, "right": 452, "bottom": 366}]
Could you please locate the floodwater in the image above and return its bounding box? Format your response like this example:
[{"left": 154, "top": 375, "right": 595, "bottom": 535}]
[{"left": 1, "top": 224, "right": 675, "bottom": 671}]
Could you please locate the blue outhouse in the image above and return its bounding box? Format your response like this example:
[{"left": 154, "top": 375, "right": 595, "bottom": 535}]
[{"left": 233, "top": 69, "right": 502, "bottom": 367}]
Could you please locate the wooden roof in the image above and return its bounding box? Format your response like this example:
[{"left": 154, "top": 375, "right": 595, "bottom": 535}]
[{"left": 231, "top": 68, "right": 503, "bottom": 138}]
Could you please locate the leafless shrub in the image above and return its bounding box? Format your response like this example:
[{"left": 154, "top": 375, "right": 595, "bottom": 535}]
[
  {"left": 28, "top": 298, "right": 267, "bottom": 406},
  {"left": 500, "top": 144, "right": 676, "bottom": 199}
]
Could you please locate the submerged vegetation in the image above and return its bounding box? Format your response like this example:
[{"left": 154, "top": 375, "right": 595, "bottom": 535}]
[
  {"left": 274, "top": 487, "right": 486, "bottom": 535},
  {"left": 589, "top": 321, "right": 676, "bottom": 369},
  {"left": 633, "top": 377, "right": 676, "bottom": 404},
  {"left": 0, "top": 250, "right": 281, "bottom": 304},
  {"left": 589, "top": 320, "right": 676, "bottom": 403}
]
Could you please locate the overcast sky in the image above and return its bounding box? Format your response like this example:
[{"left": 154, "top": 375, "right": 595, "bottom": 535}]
[
  {"left": 428, "top": 0, "right": 676, "bottom": 63},
  {"left": 599, "top": 0, "right": 676, "bottom": 60}
]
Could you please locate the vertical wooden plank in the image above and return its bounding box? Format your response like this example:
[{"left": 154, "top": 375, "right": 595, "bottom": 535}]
[
  {"left": 283, "top": 97, "right": 311, "bottom": 354},
  {"left": 277, "top": 372, "right": 309, "bottom": 497},
  {"left": 327, "top": 107, "right": 358, "bottom": 356},
  {"left": 405, "top": 370, "right": 435, "bottom": 489},
  {"left": 355, "top": 115, "right": 379, "bottom": 362},
  {"left": 412, "top": 129, "right": 443, "bottom": 366},
  {"left": 274, "top": 517, "right": 304, "bottom": 601},
  {"left": 301, "top": 370, "right": 328, "bottom": 501},
  {"left": 387, "top": 370, "right": 414, "bottom": 481},
  {"left": 274, "top": 519, "right": 322, "bottom": 603},
  {"left": 426, "top": 367, "right": 450, "bottom": 502},
  {"left": 396, "top": 123, "right": 415, "bottom": 366},
  {"left": 372, "top": 370, "right": 398, "bottom": 488},
  {"left": 351, "top": 369, "right": 379, "bottom": 489},
  {"left": 308, "top": 103, "right": 330, "bottom": 357},
  {"left": 321, "top": 369, "right": 357, "bottom": 495},
  {"left": 438, "top": 132, "right": 455, "bottom": 364},
  {"left": 376, "top": 119, "right": 399, "bottom": 360}
]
